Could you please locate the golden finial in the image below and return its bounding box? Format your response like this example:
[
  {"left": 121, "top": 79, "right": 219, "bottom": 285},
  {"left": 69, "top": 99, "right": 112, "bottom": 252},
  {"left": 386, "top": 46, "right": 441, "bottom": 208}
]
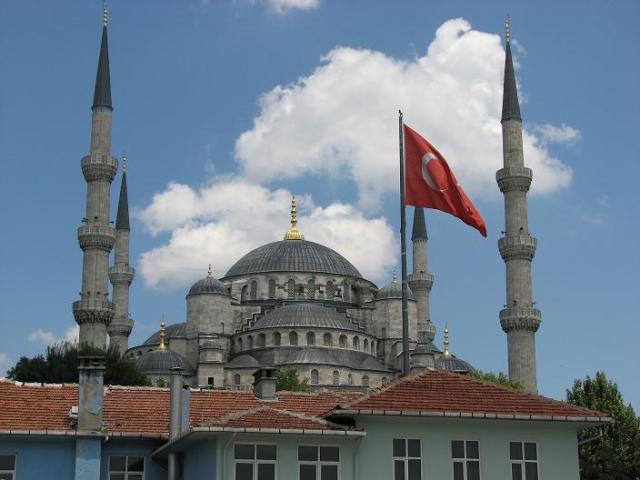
[
  {"left": 207, "top": 263, "right": 213, "bottom": 278},
  {"left": 122, "top": 154, "right": 127, "bottom": 173},
  {"left": 505, "top": 15, "right": 510, "bottom": 43},
  {"left": 103, "top": 3, "right": 109, "bottom": 27},
  {"left": 443, "top": 324, "right": 451, "bottom": 358},
  {"left": 284, "top": 195, "right": 305, "bottom": 240},
  {"left": 392, "top": 269, "right": 398, "bottom": 284},
  {"left": 159, "top": 317, "right": 167, "bottom": 350}
]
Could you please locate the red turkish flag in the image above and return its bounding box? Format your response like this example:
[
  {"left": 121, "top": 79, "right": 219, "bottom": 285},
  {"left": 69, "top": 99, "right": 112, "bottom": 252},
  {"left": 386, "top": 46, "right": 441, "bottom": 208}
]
[{"left": 404, "top": 124, "right": 487, "bottom": 237}]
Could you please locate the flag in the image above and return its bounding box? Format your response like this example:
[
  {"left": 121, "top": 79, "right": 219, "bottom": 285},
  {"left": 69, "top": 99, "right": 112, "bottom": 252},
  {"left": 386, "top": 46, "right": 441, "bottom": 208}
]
[{"left": 403, "top": 124, "right": 487, "bottom": 237}]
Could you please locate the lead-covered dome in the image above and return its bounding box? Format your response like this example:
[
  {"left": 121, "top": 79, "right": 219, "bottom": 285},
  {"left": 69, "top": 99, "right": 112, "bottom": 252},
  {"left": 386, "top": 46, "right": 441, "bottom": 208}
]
[
  {"left": 143, "top": 322, "right": 187, "bottom": 346},
  {"left": 253, "top": 303, "right": 360, "bottom": 331},
  {"left": 188, "top": 275, "right": 229, "bottom": 297},
  {"left": 222, "top": 240, "right": 362, "bottom": 279},
  {"left": 376, "top": 276, "right": 414, "bottom": 300},
  {"left": 135, "top": 349, "right": 195, "bottom": 376}
]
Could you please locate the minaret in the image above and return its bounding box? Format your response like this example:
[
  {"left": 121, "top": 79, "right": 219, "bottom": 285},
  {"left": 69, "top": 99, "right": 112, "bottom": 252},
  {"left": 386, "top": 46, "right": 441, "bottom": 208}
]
[
  {"left": 408, "top": 207, "right": 436, "bottom": 343},
  {"left": 108, "top": 156, "right": 135, "bottom": 353},
  {"left": 497, "top": 18, "right": 541, "bottom": 393},
  {"left": 72, "top": 7, "right": 118, "bottom": 349}
]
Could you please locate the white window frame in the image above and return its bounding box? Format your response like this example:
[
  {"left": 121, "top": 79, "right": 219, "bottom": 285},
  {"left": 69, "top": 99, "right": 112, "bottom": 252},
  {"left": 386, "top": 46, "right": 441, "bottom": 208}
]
[
  {"left": 451, "top": 439, "right": 481, "bottom": 480},
  {"left": 509, "top": 441, "right": 540, "bottom": 480},
  {"left": 392, "top": 438, "right": 422, "bottom": 480},
  {"left": 0, "top": 453, "right": 17, "bottom": 480},
  {"left": 233, "top": 442, "right": 277, "bottom": 480},
  {"left": 297, "top": 445, "right": 340, "bottom": 480},
  {"left": 108, "top": 455, "right": 145, "bottom": 480}
]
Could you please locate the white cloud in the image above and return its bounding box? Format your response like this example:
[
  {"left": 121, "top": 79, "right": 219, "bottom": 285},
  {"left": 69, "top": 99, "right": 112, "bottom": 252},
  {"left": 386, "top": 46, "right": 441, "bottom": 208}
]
[
  {"left": 266, "top": 0, "right": 319, "bottom": 14},
  {"left": 235, "top": 18, "right": 573, "bottom": 209},
  {"left": 28, "top": 325, "right": 79, "bottom": 346},
  {"left": 535, "top": 123, "right": 581, "bottom": 145},
  {"left": 0, "top": 353, "right": 10, "bottom": 376},
  {"left": 136, "top": 177, "right": 396, "bottom": 289}
]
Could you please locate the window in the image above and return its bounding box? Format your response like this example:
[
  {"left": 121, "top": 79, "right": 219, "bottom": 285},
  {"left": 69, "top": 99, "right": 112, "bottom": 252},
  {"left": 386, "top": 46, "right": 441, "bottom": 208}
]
[
  {"left": 363, "top": 339, "right": 369, "bottom": 352},
  {"left": 258, "top": 333, "right": 266, "bottom": 347},
  {"left": 234, "top": 444, "right": 276, "bottom": 480},
  {"left": 289, "top": 331, "right": 298, "bottom": 346},
  {"left": 298, "top": 446, "right": 340, "bottom": 480},
  {"left": 510, "top": 442, "right": 538, "bottom": 480},
  {"left": 371, "top": 341, "right": 376, "bottom": 355},
  {"left": 323, "top": 333, "right": 332, "bottom": 346},
  {"left": 287, "top": 279, "right": 295, "bottom": 298},
  {"left": 0, "top": 454, "right": 16, "bottom": 480},
  {"left": 241, "top": 285, "right": 249, "bottom": 302},
  {"left": 234, "top": 374, "right": 241, "bottom": 386},
  {"left": 248, "top": 335, "right": 254, "bottom": 349},
  {"left": 268, "top": 279, "right": 276, "bottom": 299},
  {"left": 311, "top": 369, "right": 319, "bottom": 385},
  {"left": 207, "top": 377, "right": 214, "bottom": 386},
  {"left": 273, "top": 332, "right": 281, "bottom": 346},
  {"left": 326, "top": 281, "right": 334, "bottom": 299},
  {"left": 348, "top": 374, "right": 353, "bottom": 385},
  {"left": 250, "top": 280, "right": 258, "bottom": 300},
  {"left": 451, "top": 440, "right": 480, "bottom": 480},
  {"left": 339, "top": 335, "right": 347, "bottom": 348},
  {"left": 108, "top": 455, "right": 144, "bottom": 480},
  {"left": 382, "top": 377, "right": 388, "bottom": 384},
  {"left": 332, "top": 370, "right": 339, "bottom": 386},
  {"left": 238, "top": 338, "right": 243, "bottom": 351},
  {"left": 307, "top": 332, "right": 316, "bottom": 346},
  {"left": 362, "top": 375, "right": 369, "bottom": 387},
  {"left": 306, "top": 279, "right": 315, "bottom": 299},
  {"left": 353, "top": 336, "right": 360, "bottom": 350},
  {"left": 393, "top": 438, "right": 422, "bottom": 480}
]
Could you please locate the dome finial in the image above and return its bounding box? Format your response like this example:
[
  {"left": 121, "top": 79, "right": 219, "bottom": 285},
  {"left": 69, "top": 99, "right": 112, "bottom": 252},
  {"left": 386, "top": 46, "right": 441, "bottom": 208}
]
[
  {"left": 207, "top": 263, "right": 213, "bottom": 278},
  {"left": 505, "top": 15, "right": 510, "bottom": 43},
  {"left": 122, "top": 153, "right": 127, "bottom": 173},
  {"left": 103, "top": 3, "right": 109, "bottom": 27},
  {"left": 392, "top": 269, "right": 398, "bottom": 283},
  {"left": 443, "top": 324, "right": 451, "bottom": 358},
  {"left": 284, "top": 195, "right": 304, "bottom": 240},
  {"left": 159, "top": 317, "right": 167, "bottom": 350}
]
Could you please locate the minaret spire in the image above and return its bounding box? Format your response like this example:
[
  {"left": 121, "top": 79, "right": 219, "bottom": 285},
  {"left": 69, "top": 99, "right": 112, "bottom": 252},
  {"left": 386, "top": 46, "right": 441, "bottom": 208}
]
[
  {"left": 497, "top": 19, "right": 541, "bottom": 393},
  {"left": 284, "top": 195, "right": 304, "bottom": 240},
  {"left": 93, "top": 6, "right": 112, "bottom": 110}
]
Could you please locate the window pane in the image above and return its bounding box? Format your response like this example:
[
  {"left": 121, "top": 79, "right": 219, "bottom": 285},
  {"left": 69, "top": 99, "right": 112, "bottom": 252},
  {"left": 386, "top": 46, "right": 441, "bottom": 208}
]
[
  {"left": 109, "top": 456, "right": 126, "bottom": 472},
  {"left": 467, "top": 460, "right": 480, "bottom": 480},
  {"left": 236, "top": 463, "right": 253, "bottom": 480},
  {"left": 108, "top": 475, "right": 124, "bottom": 480},
  {"left": 511, "top": 464, "right": 523, "bottom": 480},
  {"left": 321, "top": 464, "right": 338, "bottom": 480},
  {"left": 258, "top": 463, "right": 276, "bottom": 480},
  {"left": 407, "top": 439, "right": 421, "bottom": 458},
  {"left": 127, "top": 456, "right": 144, "bottom": 472},
  {"left": 298, "top": 445, "right": 318, "bottom": 461},
  {"left": 320, "top": 446, "right": 339, "bottom": 462},
  {"left": 510, "top": 442, "right": 523, "bottom": 460},
  {"left": 300, "top": 464, "right": 317, "bottom": 480},
  {"left": 524, "top": 443, "right": 537, "bottom": 461},
  {"left": 453, "top": 462, "right": 464, "bottom": 480},
  {"left": 0, "top": 455, "right": 15, "bottom": 471},
  {"left": 128, "top": 476, "right": 143, "bottom": 480},
  {"left": 393, "top": 438, "right": 406, "bottom": 457},
  {"left": 466, "top": 441, "right": 479, "bottom": 459},
  {"left": 451, "top": 441, "right": 465, "bottom": 459},
  {"left": 394, "top": 459, "right": 405, "bottom": 480},
  {"left": 257, "top": 444, "right": 277, "bottom": 460},
  {"left": 525, "top": 462, "right": 539, "bottom": 480},
  {"left": 235, "top": 444, "right": 255, "bottom": 460},
  {"left": 408, "top": 458, "right": 421, "bottom": 480}
]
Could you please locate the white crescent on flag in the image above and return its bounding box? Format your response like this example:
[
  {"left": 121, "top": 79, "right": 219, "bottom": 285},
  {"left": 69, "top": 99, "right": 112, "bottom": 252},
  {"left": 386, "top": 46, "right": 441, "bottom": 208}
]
[{"left": 421, "top": 152, "right": 446, "bottom": 192}]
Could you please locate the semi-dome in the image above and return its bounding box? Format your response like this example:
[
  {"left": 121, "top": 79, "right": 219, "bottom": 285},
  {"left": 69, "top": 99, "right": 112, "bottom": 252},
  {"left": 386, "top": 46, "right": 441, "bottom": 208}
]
[
  {"left": 136, "top": 349, "right": 195, "bottom": 376},
  {"left": 253, "top": 303, "right": 360, "bottom": 331},
  {"left": 188, "top": 270, "right": 229, "bottom": 297},
  {"left": 435, "top": 355, "right": 474, "bottom": 374},
  {"left": 143, "top": 322, "right": 187, "bottom": 346},
  {"left": 222, "top": 240, "right": 362, "bottom": 279},
  {"left": 376, "top": 275, "right": 414, "bottom": 300}
]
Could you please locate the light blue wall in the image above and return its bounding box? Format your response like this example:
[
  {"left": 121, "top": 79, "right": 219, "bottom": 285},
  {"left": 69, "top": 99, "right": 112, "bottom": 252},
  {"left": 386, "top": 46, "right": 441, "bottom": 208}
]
[
  {"left": 0, "top": 436, "right": 75, "bottom": 480},
  {"left": 101, "top": 439, "right": 166, "bottom": 480},
  {"left": 183, "top": 439, "right": 216, "bottom": 480},
  {"left": 76, "top": 438, "right": 102, "bottom": 480}
]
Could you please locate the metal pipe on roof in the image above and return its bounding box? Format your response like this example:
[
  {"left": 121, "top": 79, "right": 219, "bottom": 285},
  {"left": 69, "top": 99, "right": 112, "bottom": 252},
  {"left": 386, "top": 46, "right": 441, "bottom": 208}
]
[{"left": 168, "top": 367, "right": 183, "bottom": 480}]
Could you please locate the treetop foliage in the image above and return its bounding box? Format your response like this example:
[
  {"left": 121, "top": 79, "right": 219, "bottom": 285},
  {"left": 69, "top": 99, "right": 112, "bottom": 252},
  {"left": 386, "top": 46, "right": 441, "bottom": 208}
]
[
  {"left": 467, "top": 369, "right": 524, "bottom": 390},
  {"left": 276, "top": 369, "right": 309, "bottom": 392}
]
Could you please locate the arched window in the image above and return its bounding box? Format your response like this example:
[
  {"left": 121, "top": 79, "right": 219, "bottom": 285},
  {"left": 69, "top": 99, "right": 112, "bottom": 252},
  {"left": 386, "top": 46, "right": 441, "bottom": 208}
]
[
  {"left": 289, "top": 331, "right": 298, "bottom": 346},
  {"left": 258, "top": 333, "right": 266, "bottom": 347},
  {"left": 306, "top": 279, "right": 315, "bottom": 299},
  {"left": 268, "top": 279, "right": 276, "bottom": 299},
  {"left": 273, "top": 332, "right": 281, "bottom": 346},
  {"left": 339, "top": 335, "right": 347, "bottom": 348},
  {"left": 241, "top": 285, "right": 248, "bottom": 302},
  {"left": 307, "top": 331, "right": 316, "bottom": 346},
  {"left": 238, "top": 338, "right": 243, "bottom": 351},
  {"left": 382, "top": 377, "right": 388, "bottom": 385},
  {"left": 250, "top": 280, "right": 258, "bottom": 300},
  {"left": 323, "top": 333, "right": 332, "bottom": 346},
  {"left": 332, "top": 370, "right": 339, "bottom": 386},
  {"left": 248, "top": 335, "right": 253, "bottom": 349},
  {"left": 287, "top": 279, "right": 295, "bottom": 299},
  {"left": 381, "top": 327, "right": 386, "bottom": 338},
  {"left": 221, "top": 322, "right": 225, "bottom": 334},
  {"left": 325, "top": 281, "right": 334, "bottom": 299},
  {"left": 234, "top": 374, "right": 241, "bottom": 386},
  {"left": 348, "top": 374, "right": 353, "bottom": 385},
  {"left": 371, "top": 341, "right": 376, "bottom": 355},
  {"left": 362, "top": 375, "right": 369, "bottom": 387},
  {"left": 353, "top": 336, "right": 360, "bottom": 350},
  {"left": 310, "top": 369, "right": 319, "bottom": 385},
  {"left": 343, "top": 282, "right": 350, "bottom": 302},
  {"left": 363, "top": 338, "right": 369, "bottom": 352}
]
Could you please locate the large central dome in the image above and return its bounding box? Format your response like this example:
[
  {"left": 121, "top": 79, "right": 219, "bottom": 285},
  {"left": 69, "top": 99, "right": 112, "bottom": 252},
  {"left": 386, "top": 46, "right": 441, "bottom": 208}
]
[{"left": 222, "top": 239, "right": 362, "bottom": 279}]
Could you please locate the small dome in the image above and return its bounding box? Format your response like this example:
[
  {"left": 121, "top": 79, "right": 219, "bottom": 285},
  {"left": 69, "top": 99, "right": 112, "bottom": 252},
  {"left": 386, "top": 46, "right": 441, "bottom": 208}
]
[
  {"left": 253, "top": 303, "right": 359, "bottom": 331},
  {"left": 376, "top": 276, "right": 414, "bottom": 300},
  {"left": 188, "top": 275, "right": 229, "bottom": 297},
  {"left": 136, "top": 349, "right": 195, "bottom": 376},
  {"left": 226, "top": 354, "right": 260, "bottom": 368},
  {"left": 435, "top": 355, "right": 474, "bottom": 374},
  {"left": 142, "top": 322, "right": 187, "bottom": 346}
]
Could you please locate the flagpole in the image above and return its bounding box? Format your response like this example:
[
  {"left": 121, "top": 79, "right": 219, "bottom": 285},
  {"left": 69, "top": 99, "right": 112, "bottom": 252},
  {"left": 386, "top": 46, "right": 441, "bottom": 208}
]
[{"left": 398, "top": 110, "right": 410, "bottom": 376}]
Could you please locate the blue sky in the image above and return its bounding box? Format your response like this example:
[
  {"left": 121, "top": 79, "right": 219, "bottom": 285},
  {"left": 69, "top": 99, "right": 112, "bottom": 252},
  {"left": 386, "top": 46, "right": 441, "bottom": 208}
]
[{"left": 0, "top": 0, "right": 638, "bottom": 409}]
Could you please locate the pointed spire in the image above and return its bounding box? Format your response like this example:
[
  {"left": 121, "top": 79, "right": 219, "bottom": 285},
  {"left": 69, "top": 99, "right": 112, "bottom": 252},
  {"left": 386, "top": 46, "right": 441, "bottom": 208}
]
[
  {"left": 284, "top": 195, "right": 305, "bottom": 240},
  {"left": 159, "top": 317, "right": 167, "bottom": 350},
  {"left": 443, "top": 324, "right": 451, "bottom": 358},
  {"left": 392, "top": 269, "right": 398, "bottom": 284},
  {"left": 207, "top": 264, "right": 213, "bottom": 278},
  {"left": 115, "top": 156, "right": 129, "bottom": 230},
  {"left": 501, "top": 16, "right": 521, "bottom": 123},
  {"left": 411, "top": 207, "right": 427, "bottom": 241},
  {"left": 93, "top": 6, "right": 112, "bottom": 110}
]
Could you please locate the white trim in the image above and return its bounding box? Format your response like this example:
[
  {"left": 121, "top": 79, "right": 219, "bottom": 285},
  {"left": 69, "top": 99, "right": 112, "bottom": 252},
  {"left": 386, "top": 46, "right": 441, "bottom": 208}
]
[
  {"left": 297, "top": 445, "right": 341, "bottom": 480},
  {"left": 451, "top": 439, "right": 481, "bottom": 480},
  {"left": 391, "top": 438, "right": 422, "bottom": 480},
  {"left": 108, "top": 454, "right": 146, "bottom": 480},
  {"left": 233, "top": 442, "right": 277, "bottom": 480},
  {"left": 0, "top": 452, "right": 17, "bottom": 480},
  {"left": 508, "top": 440, "right": 540, "bottom": 480}
]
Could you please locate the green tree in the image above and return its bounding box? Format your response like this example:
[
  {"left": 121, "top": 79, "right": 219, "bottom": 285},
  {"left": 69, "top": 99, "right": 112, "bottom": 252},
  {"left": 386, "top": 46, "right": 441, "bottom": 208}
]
[
  {"left": 7, "top": 342, "right": 149, "bottom": 386},
  {"left": 276, "top": 369, "right": 309, "bottom": 392},
  {"left": 467, "top": 369, "right": 523, "bottom": 390},
  {"left": 567, "top": 372, "right": 640, "bottom": 480}
]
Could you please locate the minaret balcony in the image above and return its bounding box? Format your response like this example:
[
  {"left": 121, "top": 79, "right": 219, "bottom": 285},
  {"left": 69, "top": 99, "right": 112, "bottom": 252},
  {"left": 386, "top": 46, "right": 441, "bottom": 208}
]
[
  {"left": 499, "top": 307, "right": 541, "bottom": 333},
  {"left": 81, "top": 154, "right": 118, "bottom": 182},
  {"left": 408, "top": 272, "right": 434, "bottom": 291},
  {"left": 496, "top": 166, "right": 532, "bottom": 193},
  {"left": 498, "top": 235, "right": 537, "bottom": 261},
  {"left": 109, "top": 264, "right": 135, "bottom": 284},
  {"left": 73, "top": 299, "right": 114, "bottom": 326},
  {"left": 78, "top": 225, "right": 116, "bottom": 252},
  {"left": 107, "top": 317, "right": 134, "bottom": 337}
]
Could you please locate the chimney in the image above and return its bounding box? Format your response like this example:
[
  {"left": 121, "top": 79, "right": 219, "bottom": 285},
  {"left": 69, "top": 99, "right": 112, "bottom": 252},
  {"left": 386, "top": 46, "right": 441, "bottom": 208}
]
[
  {"left": 77, "top": 356, "right": 106, "bottom": 432},
  {"left": 253, "top": 367, "right": 278, "bottom": 400},
  {"left": 168, "top": 367, "right": 183, "bottom": 480}
]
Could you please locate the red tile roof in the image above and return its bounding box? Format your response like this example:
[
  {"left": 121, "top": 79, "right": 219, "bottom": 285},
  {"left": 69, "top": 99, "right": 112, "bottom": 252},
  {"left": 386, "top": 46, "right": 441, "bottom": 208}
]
[{"left": 204, "top": 406, "right": 334, "bottom": 430}]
